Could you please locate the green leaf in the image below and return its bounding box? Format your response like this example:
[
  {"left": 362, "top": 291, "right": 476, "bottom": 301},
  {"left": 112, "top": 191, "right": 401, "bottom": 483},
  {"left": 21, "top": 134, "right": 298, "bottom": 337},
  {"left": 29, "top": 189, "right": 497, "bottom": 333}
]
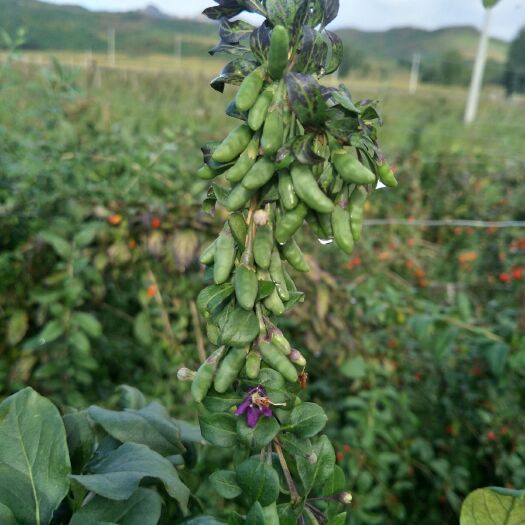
[
  {"left": 133, "top": 311, "right": 153, "bottom": 346},
  {"left": 184, "top": 517, "right": 227, "bottom": 525},
  {"left": 211, "top": 58, "right": 258, "bottom": 93},
  {"left": 220, "top": 307, "right": 259, "bottom": 347},
  {"left": 116, "top": 385, "right": 148, "bottom": 410},
  {"left": 340, "top": 356, "right": 367, "bottom": 379},
  {"left": 323, "top": 31, "right": 343, "bottom": 75},
  {"left": 320, "top": 0, "right": 340, "bottom": 28},
  {"left": 236, "top": 458, "right": 280, "bottom": 506},
  {"left": 210, "top": 470, "right": 243, "bottom": 499},
  {"left": 39, "top": 230, "right": 72, "bottom": 258},
  {"left": 237, "top": 416, "right": 280, "bottom": 449},
  {"left": 88, "top": 402, "right": 185, "bottom": 455},
  {"left": 297, "top": 435, "right": 336, "bottom": 495},
  {"left": 289, "top": 403, "right": 327, "bottom": 438},
  {"left": 0, "top": 503, "right": 16, "bottom": 525},
  {"left": 72, "top": 311, "right": 102, "bottom": 337},
  {"left": 285, "top": 73, "right": 328, "bottom": 128},
  {"left": 7, "top": 310, "right": 28, "bottom": 346},
  {"left": 246, "top": 502, "right": 265, "bottom": 525},
  {"left": 197, "top": 284, "right": 234, "bottom": 318},
  {"left": 74, "top": 222, "right": 102, "bottom": 247},
  {"left": 327, "top": 513, "right": 347, "bottom": 525},
  {"left": 63, "top": 411, "right": 96, "bottom": 474},
  {"left": 483, "top": 0, "right": 501, "bottom": 7},
  {"left": 199, "top": 412, "right": 238, "bottom": 448},
  {"left": 71, "top": 442, "right": 190, "bottom": 514},
  {"left": 203, "top": 390, "right": 243, "bottom": 413},
  {"left": 0, "top": 388, "right": 71, "bottom": 525},
  {"left": 293, "top": 27, "right": 328, "bottom": 76},
  {"left": 250, "top": 24, "right": 271, "bottom": 63},
  {"left": 220, "top": 19, "right": 254, "bottom": 44},
  {"left": 460, "top": 487, "right": 525, "bottom": 525},
  {"left": 292, "top": 134, "right": 325, "bottom": 165},
  {"left": 280, "top": 433, "right": 313, "bottom": 457},
  {"left": 266, "top": 0, "right": 299, "bottom": 26},
  {"left": 39, "top": 318, "right": 65, "bottom": 344},
  {"left": 70, "top": 488, "right": 162, "bottom": 525},
  {"left": 322, "top": 465, "right": 346, "bottom": 496}
]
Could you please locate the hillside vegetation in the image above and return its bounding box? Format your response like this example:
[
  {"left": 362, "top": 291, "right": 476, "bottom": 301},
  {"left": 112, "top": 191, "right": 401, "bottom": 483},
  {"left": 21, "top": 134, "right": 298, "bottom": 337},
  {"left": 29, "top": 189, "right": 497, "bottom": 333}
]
[{"left": 0, "top": 0, "right": 508, "bottom": 66}]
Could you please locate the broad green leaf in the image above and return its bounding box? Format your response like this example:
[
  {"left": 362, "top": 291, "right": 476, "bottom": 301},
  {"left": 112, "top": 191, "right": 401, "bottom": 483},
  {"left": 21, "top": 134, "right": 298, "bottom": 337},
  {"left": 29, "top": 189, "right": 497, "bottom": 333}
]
[
  {"left": 237, "top": 416, "right": 280, "bottom": 449},
  {"left": 0, "top": 503, "right": 16, "bottom": 525},
  {"left": 203, "top": 390, "right": 243, "bottom": 413},
  {"left": 39, "top": 318, "right": 65, "bottom": 344},
  {"left": 74, "top": 222, "right": 102, "bottom": 247},
  {"left": 209, "top": 470, "right": 243, "bottom": 499},
  {"left": 197, "top": 284, "right": 234, "bottom": 318},
  {"left": 199, "top": 412, "right": 238, "bottom": 448},
  {"left": 70, "top": 488, "right": 162, "bottom": 525},
  {"left": 340, "top": 356, "right": 367, "bottom": 379},
  {"left": 266, "top": 0, "right": 298, "bottom": 26},
  {"left": 39, "top": 230, "right": 71, "bottom": 258},
  {"left": 220, "top": 307, "right": 259, "bottom": 346},
  {"left": 236, "top": 458, "right": 280, "bottom": 506},
  {"left": 71, "top": 442, "right": 190, "bottom": 514},
  {"left": 0, "top": 388, "right": 71, "bottom": 525},
  {"left": 321, "top": 0, "right": 340, "bottom": 28},
  {"left": 280, "top": 433, "right": 313, "bottom": 458},
  {"left": 133, "top": 312, "right": 153, "bottom": 346},
  {"left": 327, "top": 513, "right": 347, "bottom": 525},
  {"left": 88, "top": 402, "right": 185, "bottom": 455},
  {"left": 72, "top": 311, "right": 102, "bottom": 337},
  {"left": 246, "top": 502, "right": 265, "bottom": 525},
  {"left": 285, "top": 73, "right": 328, "bottom": 128},
  {"left": 322, "top": 465, "right": 346, "bottom": 496},
  {"left": 211, "top": 58, "right": 258, "bottom": 93},
  {"left": 183, "top": 517, "right": 227, "bottom": 525},
  {"left": 220, "top": 19, "right": 254, "bottom": 44},
  {"left": 7, "top": 310, "right": 28, "bottom": 345},
  {"left": 289, "top": 402, "right": 327, "bottom": 438},
  {"left": 297, "top": 435, "right": 336, "bottom": 495},
  {"left": 63, "top": 411, "right": 95, "bottom": 474},
  {"left": 116, "top": 385, "right": 147, "bottom": 410},
  {"left": 460, "top": 487, "right": 525, "bottom": 525}
]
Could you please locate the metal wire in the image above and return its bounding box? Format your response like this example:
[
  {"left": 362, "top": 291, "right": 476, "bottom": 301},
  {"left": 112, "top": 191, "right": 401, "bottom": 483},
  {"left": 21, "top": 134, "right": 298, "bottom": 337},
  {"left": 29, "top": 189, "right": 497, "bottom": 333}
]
[{"left": 364, "top": 219, "right": 525, "bottom": 228}]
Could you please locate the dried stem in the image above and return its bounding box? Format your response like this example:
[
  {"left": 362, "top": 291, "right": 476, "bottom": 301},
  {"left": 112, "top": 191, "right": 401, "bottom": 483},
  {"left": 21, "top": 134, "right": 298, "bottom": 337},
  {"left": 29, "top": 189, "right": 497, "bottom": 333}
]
[
  {"left": 274, "top": 439, "right": 301, "bottom": 506},
  {"left": 189, "top": 299, "right": 207, "bottom": 363}
]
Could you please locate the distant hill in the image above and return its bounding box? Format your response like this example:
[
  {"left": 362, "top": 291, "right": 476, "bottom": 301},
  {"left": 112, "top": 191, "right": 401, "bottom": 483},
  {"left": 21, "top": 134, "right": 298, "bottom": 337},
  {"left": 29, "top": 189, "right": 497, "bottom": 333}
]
[{"left": 0, "top": 0, "right": 509, "bottom": 65}]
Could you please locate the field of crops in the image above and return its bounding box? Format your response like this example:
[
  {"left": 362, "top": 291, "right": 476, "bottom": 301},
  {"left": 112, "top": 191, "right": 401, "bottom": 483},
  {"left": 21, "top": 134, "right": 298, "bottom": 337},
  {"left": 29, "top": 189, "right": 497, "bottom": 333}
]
[{"left": 1, "top": 47, "right": 524, "bottom": 525}]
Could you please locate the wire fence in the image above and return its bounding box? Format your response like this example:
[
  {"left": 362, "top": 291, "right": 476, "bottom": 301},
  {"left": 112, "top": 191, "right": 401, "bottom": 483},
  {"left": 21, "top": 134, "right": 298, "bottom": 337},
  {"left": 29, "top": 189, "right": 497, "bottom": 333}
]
[{"left": 364, "top": 219, "right": 525, "bottom": 229}]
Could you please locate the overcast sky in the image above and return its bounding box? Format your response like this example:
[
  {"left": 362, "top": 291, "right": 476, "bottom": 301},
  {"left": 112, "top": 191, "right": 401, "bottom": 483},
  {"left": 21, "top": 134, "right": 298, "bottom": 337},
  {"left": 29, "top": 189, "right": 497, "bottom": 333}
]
[{"left": 47, "top": 0, "right": 524, "bottom": 40}]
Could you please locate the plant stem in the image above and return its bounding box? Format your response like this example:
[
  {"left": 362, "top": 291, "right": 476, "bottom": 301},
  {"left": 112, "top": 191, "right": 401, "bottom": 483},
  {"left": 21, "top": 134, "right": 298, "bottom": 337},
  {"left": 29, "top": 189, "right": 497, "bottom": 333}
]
[{"left": 274, "top": 439, "right": 301, "bottom": 506}]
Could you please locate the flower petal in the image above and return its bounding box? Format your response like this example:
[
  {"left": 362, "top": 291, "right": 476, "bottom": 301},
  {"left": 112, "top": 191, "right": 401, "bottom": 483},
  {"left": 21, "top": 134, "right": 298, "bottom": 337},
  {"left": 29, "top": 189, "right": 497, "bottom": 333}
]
[
  {"left": 262, "top": 406, "right": 272, "bottom": 418},
  {"left": 235, "top": 398, "right": 251, "bottom": 416},
  {"left": 246, "top": 407, "right": 260, "bottom": 428}
]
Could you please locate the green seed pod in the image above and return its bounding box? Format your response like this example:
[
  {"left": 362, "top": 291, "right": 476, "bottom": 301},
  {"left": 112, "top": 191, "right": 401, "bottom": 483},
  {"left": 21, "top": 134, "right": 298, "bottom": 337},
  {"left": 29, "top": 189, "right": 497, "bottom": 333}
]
[
  {"left": 228, "top": 213, "right": 248, "bottom": 248},
  {"left": 253, "top": 223, "right": 274, "bottom": 270},
  {"left": 332, "top": 190, "right": 355, "bottom": 255},
  {"left": 349, "top": 186, "right": 368, "bottom": 241},
  {"left": 197, "top": 164, "right": 217, "bottom": 180},
  {"left": 289, "top": 349, "right": 307, "bottom": 367},
  {"left": 245, "top": 350, "right": 262, "bottom": 379},
  {"left": 226, "top": 183, "right": 256, "bottom": 211},
  {"left": 235, "top": 264, "right": 258, "bottom": 310},
  {"left": 236, "top": 66, "right": 266, "bottom": 112},
  {"left": 242, "top": 157, "right": 276, "bottom": 191},
  {"left": 378, "top": 162, "right": 398, "bottom": 188},
  {"left": 332, "top": 149, "right": 376, "bottom": 185},
  {"left": 291, "top": 164, "right": 334, "bottom": 214},
  {"left": 259, "top": 340, "right": 298, "bottom": 383},
  {"left": 319, "top": 162, "right": 336, "bottom": 193},
  {"left": 223, "top": 132, "right": 260, "bottom": 183},
  {"left": 306, "top": 212, "right": 326, "bottom": 239},
  {"left": 278, "top": 171, "right": 299, "bottom": 210},
  {"left": 207, "top": 323, "right": 220, "bottom": 346},
  {"left": 191, "top": 347, "right": 225, "bottom": 403},
  {"left": 270, "top": 326, "right": 291, "bottom": 355},
  {"left": 248, "top": 86, "right": 275, "bottom": 131},
  {"left": 317, "top": 212, "right": 334, "bottom": 239},
  {"left": 275, "top": 202, "right": 308, "bottom": 244},
  {"left": 268, "top": 25, "right": 289, "bottom": 80},
  {"left": 263, "top": 286, "right": 285, "bottom": 316},
  {"left": 199, "top": 240, "right": 216, "bottom": 266},
  {"left": 214, "top": 346, "right": 247, "bottom": 393},
  {"left": 212, "top": 124, "right": 253, "bottom": 164},
  {"left": 261, "top": 109, "right": 284, "bottom": 155},
  {"left": 281, "top": 238, "right": 310, "bottom": 273},
  {"left": 214, "top": 227, "right": 236, "bottom": 284},
  {"left": 269, "top": 249, "right": 290, "bottom": 301}
]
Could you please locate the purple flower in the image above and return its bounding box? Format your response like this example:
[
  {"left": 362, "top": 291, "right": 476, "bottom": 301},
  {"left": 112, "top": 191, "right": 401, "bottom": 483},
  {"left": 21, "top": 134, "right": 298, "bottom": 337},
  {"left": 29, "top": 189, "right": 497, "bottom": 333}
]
[{"left": 235, "top": 386, "right": 273, "bottom": 428}]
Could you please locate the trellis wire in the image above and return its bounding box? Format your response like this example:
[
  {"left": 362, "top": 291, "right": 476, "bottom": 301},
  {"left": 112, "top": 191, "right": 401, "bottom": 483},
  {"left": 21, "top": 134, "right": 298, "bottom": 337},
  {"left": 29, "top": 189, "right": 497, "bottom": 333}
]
[{"left": 364, "top": 219, "right": 525, "bottom": 228}]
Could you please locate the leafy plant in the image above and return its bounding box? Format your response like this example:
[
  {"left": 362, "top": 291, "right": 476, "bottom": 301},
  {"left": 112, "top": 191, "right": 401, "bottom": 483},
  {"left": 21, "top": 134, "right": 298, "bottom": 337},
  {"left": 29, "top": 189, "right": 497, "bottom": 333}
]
[{"left": 0, "top": 385, "right": 201, "bottom": 524}]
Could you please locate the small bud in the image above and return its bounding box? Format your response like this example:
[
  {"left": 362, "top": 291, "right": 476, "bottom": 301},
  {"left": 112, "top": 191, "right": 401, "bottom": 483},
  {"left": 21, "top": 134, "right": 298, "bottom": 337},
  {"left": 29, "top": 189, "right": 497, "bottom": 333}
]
[
  {"left": 306, "top": 451, "right": 317, "bottom": 464},
  {"left": 337, "top": 492, "right": 353, "bottom": 505},
  {"left": 254, "top": 209, "right": 269, "bottom": 226},
  {"left": 177, "top": 368, "right": 196, "bottom": 381},
  {"left": 289, "top": 349, "right": 307, "bottom": 367}
]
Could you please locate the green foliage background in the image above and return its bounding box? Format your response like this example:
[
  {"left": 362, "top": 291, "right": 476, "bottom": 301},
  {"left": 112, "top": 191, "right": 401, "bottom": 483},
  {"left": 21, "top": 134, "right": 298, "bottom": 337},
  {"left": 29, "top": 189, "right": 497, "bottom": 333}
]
[{"left": 1, "top": 49, "right": 524, "bottom": 524}]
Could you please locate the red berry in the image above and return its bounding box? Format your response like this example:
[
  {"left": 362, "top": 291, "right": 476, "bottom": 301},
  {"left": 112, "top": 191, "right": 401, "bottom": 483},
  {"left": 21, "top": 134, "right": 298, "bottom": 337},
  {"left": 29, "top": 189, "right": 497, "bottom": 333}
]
[
  {"left": 487, "top": 431, "right": 496, "bottom": 442},
  {"left": 499, "top": 273, "right": 511, "bottom": 283},
  {"left": 151, "top": 216, "right": 161, "bottom": 229}
]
